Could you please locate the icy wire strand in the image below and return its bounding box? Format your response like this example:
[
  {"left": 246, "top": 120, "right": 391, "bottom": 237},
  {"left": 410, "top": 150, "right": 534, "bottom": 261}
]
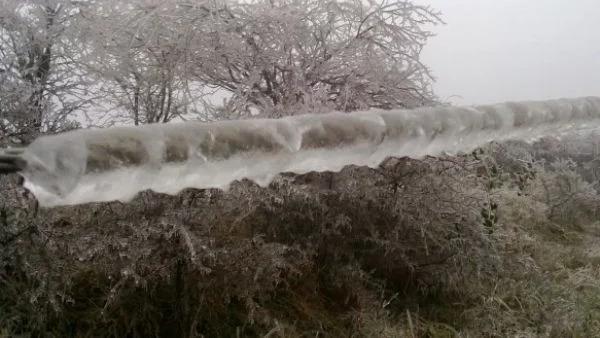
[{"left": 18, "top": 96, "right": 600, "bottom": 207}]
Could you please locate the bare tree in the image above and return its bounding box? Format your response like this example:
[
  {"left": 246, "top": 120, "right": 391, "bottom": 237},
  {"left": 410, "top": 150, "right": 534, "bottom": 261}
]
[
  {"left": 187, "top": 0, "right": 444, "bottom": 118},
  {"left": 74, "top": 0, "right": 443, "bottom": 124},
  {"left": 0, "top": 0, "right": 93, "bottom": 144},
  {"left": 80, "top": 0, "right": 215, "bottom": 125}
]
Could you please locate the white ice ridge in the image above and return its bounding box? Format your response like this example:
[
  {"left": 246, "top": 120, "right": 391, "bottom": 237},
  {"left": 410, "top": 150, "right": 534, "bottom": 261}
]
[{"left": 18, "top": 96, "right": 600, "bottom": 207}]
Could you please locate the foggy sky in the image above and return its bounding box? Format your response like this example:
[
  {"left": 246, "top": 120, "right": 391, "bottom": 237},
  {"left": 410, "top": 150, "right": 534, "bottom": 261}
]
[{"left": 420, "top": 0, "right": 600, "bottom": 105}]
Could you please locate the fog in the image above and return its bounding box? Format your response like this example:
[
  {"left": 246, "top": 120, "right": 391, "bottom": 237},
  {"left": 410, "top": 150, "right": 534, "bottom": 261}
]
[{"left": 421, "top": 0, "right": 600, "bottom": 105}]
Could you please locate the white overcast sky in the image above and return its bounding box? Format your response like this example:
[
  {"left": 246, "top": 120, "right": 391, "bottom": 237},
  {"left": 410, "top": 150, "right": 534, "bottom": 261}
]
[{"left": 419, "top": 0, "right": 600, "bottom": 105}]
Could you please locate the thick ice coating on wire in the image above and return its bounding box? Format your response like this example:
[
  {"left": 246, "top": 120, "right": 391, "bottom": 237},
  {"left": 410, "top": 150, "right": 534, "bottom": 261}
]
[{"left": 18, "top": 96, "right": 600, "bottom": 207}]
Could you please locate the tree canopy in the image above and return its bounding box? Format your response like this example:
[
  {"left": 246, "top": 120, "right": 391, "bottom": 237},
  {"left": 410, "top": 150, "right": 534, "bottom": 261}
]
[{"left": 1, "top": 0, "right": 443, "bottom": 141}]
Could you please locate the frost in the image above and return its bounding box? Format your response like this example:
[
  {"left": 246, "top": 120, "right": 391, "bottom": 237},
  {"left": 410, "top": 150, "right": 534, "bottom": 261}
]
[{"left": 18, "top": 96, "right": 600, "bottom": 207}]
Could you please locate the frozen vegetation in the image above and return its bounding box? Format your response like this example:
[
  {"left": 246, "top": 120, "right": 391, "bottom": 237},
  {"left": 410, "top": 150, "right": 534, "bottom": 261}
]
[{"left": 2, "top": 0, "right": 600, "bottom": 337}]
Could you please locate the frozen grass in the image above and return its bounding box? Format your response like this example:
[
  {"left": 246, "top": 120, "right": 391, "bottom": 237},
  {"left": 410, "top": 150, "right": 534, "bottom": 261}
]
[{"left": 2, "top": 137, "right": 600, "bottom": 337}]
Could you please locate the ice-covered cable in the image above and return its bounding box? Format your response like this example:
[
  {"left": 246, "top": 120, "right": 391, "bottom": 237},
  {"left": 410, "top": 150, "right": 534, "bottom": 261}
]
[{"left": 17, "top": 96, "right": 600, "bottom": 207}]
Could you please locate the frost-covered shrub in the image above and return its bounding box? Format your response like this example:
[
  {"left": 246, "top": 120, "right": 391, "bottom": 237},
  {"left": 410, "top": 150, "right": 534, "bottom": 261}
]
[
  {"left": 0, "top": 154, "right": 501, "bottom": 336},
  {"left": 5, "top": 134, "right": 600, "bottom": 336}
]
